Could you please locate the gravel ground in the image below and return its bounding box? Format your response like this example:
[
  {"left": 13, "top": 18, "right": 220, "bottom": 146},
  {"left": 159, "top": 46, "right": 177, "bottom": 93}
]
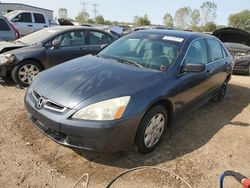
[{"left": 0, "top": 75, "right": 250, "bottom": 188}]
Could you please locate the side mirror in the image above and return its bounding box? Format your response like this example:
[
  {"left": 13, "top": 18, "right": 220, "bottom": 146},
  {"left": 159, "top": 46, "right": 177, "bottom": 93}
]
[
  {"left": 182, "top": 61, "right": 205, "bottom": 73},
  {"left": 12, "top": 18, "right": 19, "bottom": 22},
  {"left": 51, "top": 39, "right": 61, "bottom": 49}
]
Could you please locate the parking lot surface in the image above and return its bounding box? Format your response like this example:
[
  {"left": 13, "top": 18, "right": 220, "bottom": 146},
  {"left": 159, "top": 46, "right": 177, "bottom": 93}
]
[{"left": 0, "top": 75, "right": 250, "bottom": 188}]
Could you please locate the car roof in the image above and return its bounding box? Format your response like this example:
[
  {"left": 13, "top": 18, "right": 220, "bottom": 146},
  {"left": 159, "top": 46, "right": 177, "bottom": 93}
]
[
  {"left": 136, "top": 29, "right": 214, "bottom": 40},
  {"left": 6, "top": 10, "right": 46, "bottom": 15}
]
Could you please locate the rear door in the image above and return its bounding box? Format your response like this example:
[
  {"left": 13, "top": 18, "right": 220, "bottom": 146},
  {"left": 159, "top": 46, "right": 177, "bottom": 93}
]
[
  {"left": 33, "top": 13, "right": 49, "bottom": 32},
  {"left": 0, "top": 17, "right": 15, "bottom": 41},
  {"left": 45, "top": 30, "right": 88, "bottom": 67},
  {"left": 205, "top": 38, "right": 229, "bottom": 93},
  {"left": 12, "top": 12, "right": 33, "bottom": 36}
]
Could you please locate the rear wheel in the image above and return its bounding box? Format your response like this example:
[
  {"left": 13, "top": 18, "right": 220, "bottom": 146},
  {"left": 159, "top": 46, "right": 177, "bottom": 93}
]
[
  {"left": 12, "top": 60, "right": 43, "bottom": 87},
  {"left": 213, "top": 81, "right": 228, "bottom": 102},
  {"left": 135, "top": 105, "right": 168, "bottom": 154}
]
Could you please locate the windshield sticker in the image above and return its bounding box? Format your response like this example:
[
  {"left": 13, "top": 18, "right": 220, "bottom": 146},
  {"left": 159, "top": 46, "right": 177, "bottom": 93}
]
[{"left": 163, "top": 36, "right": 184, "bottom": 42}]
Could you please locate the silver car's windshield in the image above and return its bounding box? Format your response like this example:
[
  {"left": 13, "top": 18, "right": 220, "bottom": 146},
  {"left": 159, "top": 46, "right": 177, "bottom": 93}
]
[
  {"left": 16, "top": 28, "right": 63, "bottom": 45},
  {"left": 99, "top": 32, "right": 183, "bottom": 70}
]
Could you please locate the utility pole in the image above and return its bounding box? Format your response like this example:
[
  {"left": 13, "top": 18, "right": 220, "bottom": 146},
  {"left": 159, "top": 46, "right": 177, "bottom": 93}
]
[
  {"left": 80, "top": 1, "right": 87, "bottom": 12},
  {"left": 92, "top": 3, "right": 98, "bottom": 19}
]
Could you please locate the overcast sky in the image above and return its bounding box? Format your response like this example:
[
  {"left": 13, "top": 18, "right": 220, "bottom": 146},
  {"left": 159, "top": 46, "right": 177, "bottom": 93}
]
[{"left": 2, "top": 0, "right": 250, "bottom": 25}]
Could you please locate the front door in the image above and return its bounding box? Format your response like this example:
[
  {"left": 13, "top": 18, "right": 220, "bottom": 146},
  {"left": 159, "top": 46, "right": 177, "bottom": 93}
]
[
  {"left": 46, "top": 30, "right": 88, "bottom": 67},
  {"left": 174, "top": 39, "right": 210, "bottom": 110}
]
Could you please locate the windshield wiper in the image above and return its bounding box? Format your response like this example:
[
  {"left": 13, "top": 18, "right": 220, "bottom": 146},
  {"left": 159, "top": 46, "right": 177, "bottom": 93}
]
[{"left": 117, "top": 58, "right": 144, "bottom": 68}]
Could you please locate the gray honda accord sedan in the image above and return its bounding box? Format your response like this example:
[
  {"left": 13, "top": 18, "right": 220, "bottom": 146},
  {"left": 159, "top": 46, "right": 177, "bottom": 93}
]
[{"left": 25, "top": 30, "right": 233, "bottom": 154}]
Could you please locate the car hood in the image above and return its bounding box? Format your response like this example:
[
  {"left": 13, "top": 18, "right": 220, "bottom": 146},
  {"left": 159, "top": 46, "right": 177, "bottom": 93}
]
[
  {"left": 31, "top": 55, "right": 159, "bottom": 109},
  {"left": 0, "top": 41, "right": 26, "bottom": 54}
]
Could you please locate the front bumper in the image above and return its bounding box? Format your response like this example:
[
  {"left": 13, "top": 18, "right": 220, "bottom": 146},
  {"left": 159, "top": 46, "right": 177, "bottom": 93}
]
[
  {"left": 24, "top": 90, "right": 142, "bottom": 152},
  {"left": 0, "top": 65, "right": 12, "bottom": 77},
  {"left": 233, "top": 62, "right": 250, "bottom": 73}
]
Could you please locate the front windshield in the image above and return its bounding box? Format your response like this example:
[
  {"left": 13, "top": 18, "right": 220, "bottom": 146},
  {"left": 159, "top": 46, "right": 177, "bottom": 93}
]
[
  {"left": 98, "top": 32, "right": 183, "bottom": 71},
  {"left": 16, "top": 28, "right": 63, "bottom": 45}
]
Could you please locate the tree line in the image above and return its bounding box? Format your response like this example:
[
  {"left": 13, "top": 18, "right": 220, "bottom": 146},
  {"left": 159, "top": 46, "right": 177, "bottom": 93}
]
[{"left": 61, "top": 0, "right": 250, "bottom": 32}]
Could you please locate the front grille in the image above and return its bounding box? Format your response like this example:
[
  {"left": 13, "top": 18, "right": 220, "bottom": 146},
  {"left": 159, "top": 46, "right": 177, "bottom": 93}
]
[{"left": 32, "top": 90, "right": 67, "bottom": 113}]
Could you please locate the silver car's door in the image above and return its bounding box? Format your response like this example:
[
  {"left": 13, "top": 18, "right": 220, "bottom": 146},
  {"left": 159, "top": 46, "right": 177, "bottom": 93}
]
[{"left": 11, "top": 12, "right": 33, "bottom": 36}]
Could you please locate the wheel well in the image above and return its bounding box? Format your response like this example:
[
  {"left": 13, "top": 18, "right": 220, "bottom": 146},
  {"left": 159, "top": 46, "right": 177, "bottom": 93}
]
[
  {"left": 153, "top": 99, "right": 173, "bottom": 122},
  {"left": 226, "top": 74, "right": 231, "bottom": 82},
  {"left": 19, "top": 59, "right": 45, "bottom": 70}
]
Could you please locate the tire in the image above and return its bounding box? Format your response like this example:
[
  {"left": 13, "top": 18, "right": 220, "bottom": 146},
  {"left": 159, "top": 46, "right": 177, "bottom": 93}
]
[
  {"left": 135, "top": 105, "right": 168, "bottom": 154},
  {"left": 11, "top": 60, "right": 43, "bottom": 87},
  {"left": 213, "top": 81, "right": 228, "bottom": 102},
  {"left": 246, "top": 66, "right": 250, "bottom": 76}
]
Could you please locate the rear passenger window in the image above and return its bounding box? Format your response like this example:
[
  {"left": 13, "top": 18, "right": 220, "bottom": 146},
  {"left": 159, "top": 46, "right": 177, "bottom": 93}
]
[
  {"left": 34, "top": 13, "right": 45, "bottom": 24},
  {"left": 185, "top": 39, "right": 208, "bottom": 65},
  {"left": 89, "top": 31, "right": 112, "bottom": 45},
  {"left": 207, "top": 39, "right": 223, "bottom": 62},
  {"left": 15, "top": 13, "right": 32, "bottom": 23},
  {"left": 0, "top": 18, "right": 10, "bottom": 31}
]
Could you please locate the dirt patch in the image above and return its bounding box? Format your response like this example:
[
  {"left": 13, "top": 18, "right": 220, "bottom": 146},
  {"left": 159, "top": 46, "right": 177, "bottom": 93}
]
[{"left": 0, "top": 76, "right": 250, "bottom": 188}]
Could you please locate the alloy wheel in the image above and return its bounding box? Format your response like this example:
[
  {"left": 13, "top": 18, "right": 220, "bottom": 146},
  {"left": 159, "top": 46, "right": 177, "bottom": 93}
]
[{"left": 18, "top": 64, "right": 40, "bottom": 84}]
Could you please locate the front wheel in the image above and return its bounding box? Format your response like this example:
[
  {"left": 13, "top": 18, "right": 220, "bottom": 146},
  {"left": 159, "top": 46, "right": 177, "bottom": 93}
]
[
  {"left": 12, "top": 60, "right": 43, "bottom": 87},
  {"left": 135, "top": 105, "right": 168, "bottom": 154}
]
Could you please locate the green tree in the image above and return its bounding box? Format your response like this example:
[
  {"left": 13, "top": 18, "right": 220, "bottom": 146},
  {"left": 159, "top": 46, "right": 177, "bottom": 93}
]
[
  {"left": 228, "top": 10, "right": 250, "bottom": 31},
  {"left": 87, "top": 19, "right": 95, "bottom": 24},
  {"left": 95, "top": 15, "right": 105, "bottom": 24},
  {"left": 134, "top": 14, "right": 151, "bottom": 26},
  {"left": 200, "top": 1, "right": 217, "bottom": 25},
  {"left": 203, "top": 21, "right": 217, "bottom": 32},
  {"left": 174, "top": 7, "right": 192, "bottom": 29},
  {"left": 163, "top": 13, "right": 174, "bottom": 28},
  {"left": 75, "top": 11, "right": 89, "bottom": 25}
]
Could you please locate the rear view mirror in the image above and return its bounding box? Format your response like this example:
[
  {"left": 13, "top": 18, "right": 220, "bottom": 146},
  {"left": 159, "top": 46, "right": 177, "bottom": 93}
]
[{"left": 182, "top": 62, "right": 205, "bottom": 73}]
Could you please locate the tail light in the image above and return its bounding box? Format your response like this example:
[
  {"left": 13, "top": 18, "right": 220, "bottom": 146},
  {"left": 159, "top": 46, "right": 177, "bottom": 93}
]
[{"left": 10, "top": 23, "right": 20, "bottom": 39}]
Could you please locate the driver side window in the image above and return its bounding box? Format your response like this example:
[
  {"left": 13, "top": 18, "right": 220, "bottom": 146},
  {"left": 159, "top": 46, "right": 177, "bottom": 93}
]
[
  {"left": 185, "top": 39, "right": 208, "bottom": 65},
  {"left": 51, "top": 31, "right": 87, "bottom": 47}
]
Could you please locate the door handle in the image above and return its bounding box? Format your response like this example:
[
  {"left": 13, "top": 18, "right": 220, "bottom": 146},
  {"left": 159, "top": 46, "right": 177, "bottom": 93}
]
[{"left": 28, "top": 25, "right": 33, "bottom": 27}]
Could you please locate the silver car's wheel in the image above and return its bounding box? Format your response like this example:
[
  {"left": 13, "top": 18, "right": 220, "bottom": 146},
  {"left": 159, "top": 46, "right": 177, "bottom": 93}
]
[
  {"left": 12, "top": 60, "right": 43, "bottom": 87},
  {"left": 144, "top": 113, "right": 165, "bottom": 148},
  {"left": 18, "top": 64, "right": 40, "bottom": 85}
]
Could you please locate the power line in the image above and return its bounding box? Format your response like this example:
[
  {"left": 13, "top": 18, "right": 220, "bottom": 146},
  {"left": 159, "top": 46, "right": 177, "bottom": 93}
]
[
  {"left": 92, "top": 3, "right": 98, "bottom": 19},
  {"left": 80, "top": 1, "right": 87, "bottom": 12}
]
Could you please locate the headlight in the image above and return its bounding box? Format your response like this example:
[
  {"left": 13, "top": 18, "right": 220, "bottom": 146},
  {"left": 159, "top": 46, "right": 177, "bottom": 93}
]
[
  {"left": 0, "top": 54, "right": 15, "bottom": 65},
  {"left": 72, "top": 96, "right": 131, "bottom": 121}
]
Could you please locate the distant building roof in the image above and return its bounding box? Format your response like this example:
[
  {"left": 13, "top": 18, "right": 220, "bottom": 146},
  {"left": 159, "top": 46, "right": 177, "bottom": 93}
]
[{"left": 0, "top": 2, "right": 53, "bottom": 12}]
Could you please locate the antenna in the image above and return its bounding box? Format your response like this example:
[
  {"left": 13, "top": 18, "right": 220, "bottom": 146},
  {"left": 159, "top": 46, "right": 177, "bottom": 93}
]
[{"left": 92, "top": 3, "right": 98, "bottom": 19}]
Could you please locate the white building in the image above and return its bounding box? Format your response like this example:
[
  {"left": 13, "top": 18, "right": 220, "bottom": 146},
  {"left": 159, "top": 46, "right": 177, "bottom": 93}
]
[{"left": 0, "top": 2, "right": 53, "bottom": 21}]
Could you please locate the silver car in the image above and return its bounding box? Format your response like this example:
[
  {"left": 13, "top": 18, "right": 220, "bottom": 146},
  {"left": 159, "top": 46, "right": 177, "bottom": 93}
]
[{"left": 0, "top": 16, "right": 18, "bottom": 41}]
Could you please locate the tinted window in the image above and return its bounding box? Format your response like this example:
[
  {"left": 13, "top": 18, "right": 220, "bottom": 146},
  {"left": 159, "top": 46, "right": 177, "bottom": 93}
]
[
  {"left": 52, "top": 31, "right": 87, "bottom": 47},
  {"left": 185, "top": 39, "right": 208, "bottom": 65},
  {"left": 15, "top": 13, "right": 32, "bottom": 23},
  {"left": 34, "top": 13, "right": 45, "bottom": 23},
  {"left": 207, "top": 39, "right": 223, "bottom": 62},
  {"left": 89, "top": 31, "right": 112, "bottom": 45},
  {"left": 0, "top": 18, "right": 10, "bottom": 31}
]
